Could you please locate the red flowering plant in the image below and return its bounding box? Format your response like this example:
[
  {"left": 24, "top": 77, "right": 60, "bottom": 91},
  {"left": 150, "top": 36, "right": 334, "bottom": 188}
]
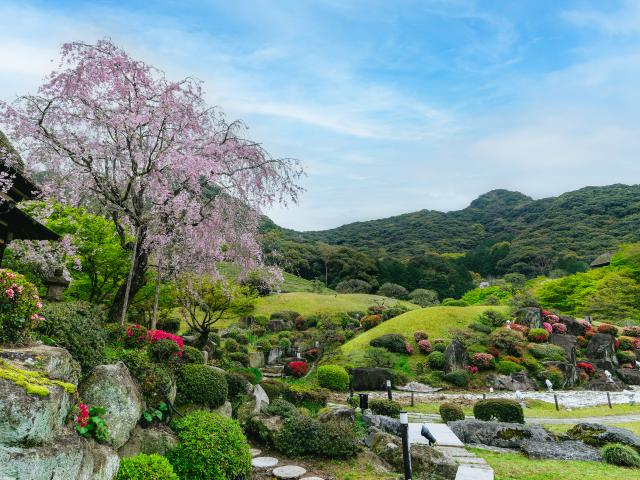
[
  {"left": 303, "top": 348, "right": 321, "bottom": 361},
  {"left": 509, "top": 323, "right": 528, "bottom": 335},
  {"left": 417, "top": 339, "right": 432, "bottom": 354},
  {"left": 75, "top": 402, "right": 109, "bottom": 442},
  {"left": 542, "top": 322, "right": 553, "bottom": 334},
  {"left": 367, "top": 305, "right": 387, "bottom": 315},
  {"left": 285, "top": 361, "right": 309, "bottom": 378},
  {"left": 414, "top": 331, "right": 429, "bottom": 342},
  {"left": 405, "top": 343, "right": 414, "bottom": 355},
  {"left": 124, "top": 324, "right": 148, "bottom": 348},
  {"left": 597, "top": 324, "right": 619, "bottom": 337},
  {"left": 147, "top": 329, "right": 184, "bottom": 356},
  {"left": 467, "top": 365, "right": 479, "bottom": 374},
  {"left": 528, "top": 328, "right": 549, "bottom": 343},
  {"left": 471, "top": 353, "right": 495, "bottom": 370},
  {"left": 360, "top": 314, "right": 382, "bottom": 330},
  {"left": 0, "top": 268, "right": 44, "bottom": 342},
  {"left": 576, "top": 362, "right": 596, "bottom": 376},
  {"left": 552, "top": 323, "right": 567, "bottom": 334}
]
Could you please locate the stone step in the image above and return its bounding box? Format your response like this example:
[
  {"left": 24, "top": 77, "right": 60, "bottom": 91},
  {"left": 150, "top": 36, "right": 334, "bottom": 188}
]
[
  {"left": 409, "top": 423, "right": 464, "bottom": 447},
  {"left": 250, "top": 448, "right": 262, "bottom": 458},
  {"left": 251, "top": 457, "right": 279, "bottom": 469},
  {"left": 455, "top": 464, "right": 494, "bottom": 480},
  {"left": 272, "top": 465, "right": 307, "bottom": 479}
]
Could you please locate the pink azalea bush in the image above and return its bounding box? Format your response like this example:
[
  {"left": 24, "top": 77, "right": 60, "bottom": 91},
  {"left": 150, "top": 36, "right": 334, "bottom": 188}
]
[
  {"left": 509, "top": 323, "right": 528, "bottom": 335},
  {"left": 471, "top": 352, "right": 495, "bottom": 370},
  {"left": 405, "top": 343, "right": 414, "bottom": 355},
  {"left": 414, "top": 331, "right": 429, "bottom": 342},
  {"left": 542, "top": 322, "right": 553, "bottom": 334},
  {"left": 417, "top": 339, "right": 432, "bottom": 354},
  {"left": 0, "top": 268, "right": 44, "bottom": 342},
  {"left": 622, "top": 326, "right": 640, "bottom": 338},
  {"left": 148, "top": 329, "right": 184, "bottom": 354},
  {"left": 552, "top": 323, "right": 567, "bottom": 334}
]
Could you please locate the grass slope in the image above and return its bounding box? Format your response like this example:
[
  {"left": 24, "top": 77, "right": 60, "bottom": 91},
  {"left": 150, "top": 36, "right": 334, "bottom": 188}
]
[
  {"left": 254, "top": 292, "right": 417, "bottom": 317},
  {"left": 341, "top": 305, "right": 508, "bottom": 355}
]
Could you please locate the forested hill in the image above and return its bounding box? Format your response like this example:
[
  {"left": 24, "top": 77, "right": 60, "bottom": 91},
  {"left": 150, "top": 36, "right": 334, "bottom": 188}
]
[{"left": 271, "top": 184, "right": 640, "bottom": 278}]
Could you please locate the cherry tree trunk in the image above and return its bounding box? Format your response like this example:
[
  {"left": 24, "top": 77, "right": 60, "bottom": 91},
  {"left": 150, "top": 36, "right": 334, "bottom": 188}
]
[{"left": 109, "top": 240, "right": 149, "bottom": 323}]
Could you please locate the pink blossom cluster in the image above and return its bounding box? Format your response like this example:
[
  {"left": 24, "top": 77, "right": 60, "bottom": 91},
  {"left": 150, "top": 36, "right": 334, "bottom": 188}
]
[
  {"left": 551, "top": 323, "right": 567, "bottom": 334},
  {"left": 147, "top": 329, "right": 184, "bottom": 354},
  {"left": 542, "top": 322, "right": 553, "bottom": 333}
]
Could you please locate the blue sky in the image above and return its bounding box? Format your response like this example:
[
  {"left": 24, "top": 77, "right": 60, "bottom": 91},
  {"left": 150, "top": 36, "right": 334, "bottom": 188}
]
[{"left": 1, "top": 1, "right": 640, "bottom": 230}]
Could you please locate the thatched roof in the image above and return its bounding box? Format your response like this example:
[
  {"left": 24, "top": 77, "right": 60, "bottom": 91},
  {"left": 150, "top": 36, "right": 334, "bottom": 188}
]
[{"left": 590, "top": 252, "right": 613, "bottom": 268}]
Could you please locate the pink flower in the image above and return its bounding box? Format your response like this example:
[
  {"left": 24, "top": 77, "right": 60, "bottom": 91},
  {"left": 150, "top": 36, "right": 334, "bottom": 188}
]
[
  {"left": 5, "top": 288, "right": 14, "bottom": 299},
  {"left": 35, "top": 302, "right": 43, "bottom": 309},
  {"left": 16, "top": 286, "right": 23, "bottom": 293},
  {"left": 542, "top": 322, "right": 553, "bottom": 333}
]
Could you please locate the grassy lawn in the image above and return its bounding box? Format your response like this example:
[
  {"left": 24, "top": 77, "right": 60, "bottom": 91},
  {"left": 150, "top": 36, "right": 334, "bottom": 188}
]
[
  {"left": 341, "top": 305, "right": 509, "bottom": 356},
  {"left": 254, "top": 292, "right": 417, "bottom": 317},
  {"left": 470, "top": 448, "right": 635, "bottom": 480}
]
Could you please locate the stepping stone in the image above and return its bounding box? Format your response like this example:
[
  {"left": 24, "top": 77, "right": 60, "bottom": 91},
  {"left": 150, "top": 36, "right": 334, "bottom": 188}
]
[
  {"left": 455, "top": 465, "right": 494, "bottom": 480},
  {"left": 272, "top": 465, "right": 307, "bottom": 479},
  {"left": 252, "top": 457, "right": 279, "bottom": 469},
  {"left": 250, "top": 448, "right": 262, "bottom": 457},
  {"left": 409, "top": 423, "right": 464, "bottom": 447},
  {"left": 301, "top": 477, "right": 324, "bottom": 480}
]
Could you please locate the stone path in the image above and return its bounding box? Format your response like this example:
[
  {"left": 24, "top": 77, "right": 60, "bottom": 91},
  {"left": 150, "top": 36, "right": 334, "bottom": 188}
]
[
  {"left": 409, "top": 422, "right": 463, "bottom": 446},
  {"left": 250, "top": 447, "right": 323, "bottom": 479},
  {"left": 407, "top": 411, "right": 640, "bottom": 425}
]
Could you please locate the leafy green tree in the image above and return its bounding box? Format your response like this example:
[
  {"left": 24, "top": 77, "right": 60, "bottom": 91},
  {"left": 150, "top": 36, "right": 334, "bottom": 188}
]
[
  {"left": 503, "top": 273, "right": 527, "bottom": 294},
  {"left": 586, "top": 272, "right": 640, "bottom": 323},
  {"left": 377, "top": 282, "right": 408, "bottom": 299},
  {"left": 409, "top": 288, "right": 439, "bottom": 307}
]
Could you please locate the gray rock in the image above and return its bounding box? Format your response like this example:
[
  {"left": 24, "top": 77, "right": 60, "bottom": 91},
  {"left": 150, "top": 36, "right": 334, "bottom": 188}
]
[
  {"left": 252, "top": 384, "right": 270, "bottom": 414},
  {"left": 272, "top": 465, "right": 307, "bottom": 479},
  {"left": 319, "top": 406, "right": 355, "bottom": 423},
  {"left": 362, "top": 413, "right": 402, "bottom": 436},
  {"left": 449, "top": 420, "right": 553, "bottom": 449},
  {"left": 117, "top": 425, "right": 178, "bottom": 458},
  {"left": 567, "top": 423, "right": 640, "bottom": 450},
  {"left": 542, "top": 361, "right": 579, "bottom": 388},
  {"left": 214, "top": 400, "right": 233, "bottom": 418},
  {"left": 249, "top": 351, "right": 266, "bottom": 368},
  {"left": 586, "top": 374, "right": 625, "bottom": 391},
  {"left": 267, "top": 347, "right": 284, "bottom": 365},
  {"left": 267, "top": 319, "right": 293, "bottom": 333},
  {"left": 616, "top": 368, "right": 640, "bottom": 385},
  {"left": 247, "top": 414, "right": 284, "bottom": 444},
  {"left": 79, "top": 362, "right": 144, "bottom": 449},
  {"left": 486, "top": 372, "right": 537, "bottom": 391},
  {"left": 558, "top": 315, "right": 587, "bottom": 336},
  {"left": 521, "top": 440, "right": 601, "bottom": 462},
  {"left": 0, "top": 345, "right": 81, "bottom": 384},
  {"left": 351, "top": 367, "right": 392, "bottom": 390},
  {"left": 586, "top": 333, "right": 619, "bottom": 371},
  {"left": 548, "top": 334, "right": 577, "bottom": 364},
  {"left": 517, "top": 307, "right": 542, "bottom": 329},
  {"left": 252, "top": 456, "right": 279, "bottom": 469},
  {"left": 78, "top": 439, "right": 120, "bottom": 480},
  {"left": 443, "top": 340, "right": 468, "bottom": 374}
]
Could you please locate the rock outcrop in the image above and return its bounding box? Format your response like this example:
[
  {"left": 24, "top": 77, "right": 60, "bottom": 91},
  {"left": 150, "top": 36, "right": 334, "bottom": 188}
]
[
  {"left": 586, "top": 333, "right": 619, "bottom": 371},
  {"left": 449, "top": 419, "right": 553, "bottom": 449},
  {"left": 117, "top": 425, "right": 178, "bottom": 458},
  {"left": 486, "top": 372, "right": 537, "bottom": 391},
  {"left": 351, "top": 367, "right": 392, "bottom": 390},
  {"left": 568, "top": 423, "right": 640, "bottom": 450},
  {"left": 521, "top": 440, "right": 601, "bottom": 462},
  {"left": 516, "top": 307, "right": 542, "bottom": 329},
  {"left": 443, "top": 340, "right": 467, "bottom": 374}
]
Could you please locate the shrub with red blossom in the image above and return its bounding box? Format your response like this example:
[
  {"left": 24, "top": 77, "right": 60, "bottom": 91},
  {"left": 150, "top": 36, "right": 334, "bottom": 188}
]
[
  {"left": 577, "top": 336, "right": 588, "bottom": 347},
  {"left": 471, "top": 353, "right": 495, "bottom": 370},
  {"left": 125, "top": 324, "right": 148, "bottom": 348},
  {"left": 467, "top": 365, "right": 479, "bottom": 374},
  {"left": 542, "top": 322, "right": 553, "bottom": 334},
  {"left": 576, "top": 361, "right": 595, "bottom": 376},
  {"left": 148, "top": 329, "right": 184, "bottom": 354},
  {"left": 528, "top": 328, "right": 549, "bottom": 343},
  {"left": 614, "top": 339, "right": 620, "bottom": 349},
  {"left": 414, "top": 331, "right": 429, "bottom": 342},
  {"left": 510, "top": 323, "right": 528, "bottom": 335},
  {"left": 586, "top": 330, "right": 596, "bottom": 339},
  {"left": 541, "top": 309, "right": 550, "bottom": 317},
  {"left": 367, "top": 305, "right": 387, "bottom": 315},
  {"left": 405, "top": 343, "right": 414, "bottom": 354},
  {"left": 552, "top": 323, "right": 567, "bottom": 334},
  {"left": 597, "top": 324, "right": 619, "bottom": 336},
  {"left": 488, "top": 346, "right": 501, "bottom": 358},
  {"left": 361, "top": 314, "right": 382, "bottom": 330},
  {"left": 417, "top": 339, "right": 432, "bottom": 354},
  {"left": 303, "top": 348, "right": 320, "bottom": 361},
  {"left": 285, "top": 361, "right": 309, "bottom": 378},
  {"left": 622, "top": 326, "right": 640, "bottom": 338}
]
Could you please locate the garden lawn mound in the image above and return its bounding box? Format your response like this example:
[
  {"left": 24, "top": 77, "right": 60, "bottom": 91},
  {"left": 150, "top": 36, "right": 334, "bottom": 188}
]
[
  {"left": 341, "top": 306, "right": 509, "bottom": 356},
  {"left": 255, "top": 292, "right": 417, "bottom": 317}
]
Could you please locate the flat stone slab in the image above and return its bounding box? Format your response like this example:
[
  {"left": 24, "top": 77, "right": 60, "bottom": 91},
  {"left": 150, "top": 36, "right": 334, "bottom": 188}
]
[
  {"left": 301, "top": 477, "right": 324, "bottom": 480},
  {"left": 409, "top": 423, "right": 464, "bottom": 447},
  {"left": 273, "top": 465, "right": 307, "bottom": 479},
  {"left": 521, "top": 440, "right": 602, "bottom": 462},
  {"left": 455, "top": 465, "right": 494, "bottom": 480},
  {"left": 252, "top": 456, "right": 279, "bottom": 469},
  {"left": 250, "top": 448, "right": 262, "bottom": 457}
]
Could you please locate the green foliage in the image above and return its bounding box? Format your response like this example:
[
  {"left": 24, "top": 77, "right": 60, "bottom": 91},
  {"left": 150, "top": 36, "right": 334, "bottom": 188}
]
[
  {"left": 601, "top": 443, "right": 640, "bottom": 468},
  {"left": 365, "top": 347, "right": 395, "bottom": 368},
  {"left": 474, "top": 399, "right": 524, "bottom": 424},
  {"left": 75, "top": 405, "right": 109, "bottom": 442},
  {"left": 409, "top": 288, "right": 440, "bottom": 307},
  {"left": 439, "top": 402, "right": 465, "bottom": 423},
  {"left": 115, "top": 349, "right": 173, "bottom": 407},
  {"left": 156, "top": 316, "right": 181, "bottom": 334},
  {"left": 496, "top": 360, "right": 525, "bottom": 375},
  {"left": 168, "top": 411, "right": 251, "bottom": 480},
  {"left": 37, "top": 301, "right": 107, "bottom": 372},
  {"left": 369, "top": 334, "right": 408, "bottom": 354},
  {"left": 225, "top": 372, "right": 250, "bottom": 400},
  {"left": 260, "top": 379, "right": 287, "bottom": 401},
  {"left": 470, "top": 322, "right": 493, "bottom": 334},
  {"left": 377, "top": 282, "right": 408, "bottom": 299},
  {"left": 274, "top": 416, "right": 359, "bottom": 459},
  {"left": 284, "top": 383, "right": 329, "bottom": 410},
  {"left": 369, "top": 399, "right": 402, "bottom": 416},
  {"left": 270, "top": 310, "right": 301, "bottom": 322},
  {"left": 536, "top": 270, "right": 599, "bottom": 315},
  {"left": 462, "top": 286, "right": 511, "bottom": 305},
  {"left": 116, "top": 454, "right": 178, "bottom": 480},
  {"left": 443, "top": 370, "right": 470, "bottom": 387},
  {"left": 317, "top": 365, "right": 350, "bottom": 391},
  {"left": 149, "top": 339, "right": 180, "bottom": 363},
  {"left": 489, "top": 328, "right": 526, "bottom": 355},
  {"left": 428, "top": 351, "right": 446, "bottom": 370},
  {"left": 176, "top": 364, "right": 228, "bottom": 408},
  {"left": 616, "top": 350, "right": 636, "bottom": 364},
  {"left": 263, "top": 398, "right": 300, "bottom": 419},
  {"left": 442, "top": 299, "right": 469, "bottom": 307},
  {"left": 336, "top": 279, "right": 372, "bottom": 293},
  {"left": 586, "top": 271, "right": 640, "bottom": 324},
  {"left": 478, "top": 310, "right": 510, "bottom": 327},
  {"left": 528, "top": 343, "right": 566, "bottom": 361},
  {"left": 181, "top": 346, "right": 205, "bottom": 364},
  {"left": 0, "top": 269, "right": 41, "bottom": 343}
]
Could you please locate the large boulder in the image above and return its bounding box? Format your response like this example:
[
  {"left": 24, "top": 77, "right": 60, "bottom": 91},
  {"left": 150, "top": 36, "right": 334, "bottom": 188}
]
[
  {"left": 568, "top": 423, "right": 640, "bottom": 450},
  {"left": 117, "top": 425, "right": 178, "bottom": 458},
  {"left": 586, "top": 374, "right": 625, "bottom": 391},
  {"left": 586, "top": 333, "right": 619, "bottom": 371},
  {"left": 486, "top": 371, "right": 537, "bottom": 391},
  {"left": 558, "top": 315, "right": 587, "bottom": 336},
  {"left": 362, "top": 413, "right": 402, "bottom": 436},
  {"left": 249, "top": 351, "right": 265, "bottom": 368},
  {"left": 319, "top": 406, "right": 355, "bottom": 423},
  {"left": 521, "top": 440, "right": 601, "bottom": 462},
  {"left": 351, "top": 367, "right": 392, "bottom": 390},
  {"left": 443, "top": 340, "right": 467, "bottom": 374},
  {"left": 267, "top": 319, "right": 293, "bottom": 333},
  {"left": 252, "top": 384, "right": 270, "bottom": 414},
  {"left": 0, "top": 345, "right": 80, "bottom": 384},
  {"left": 79, "top": 362, "right": 144, "bottom": 449},
  {"left": 548, "top": 334, "right": 577, "bottom": 364},
  {"left": 516, "top": 307, "right": 542, "bottom": 329},
  {"left": 616, "top": 368, "right": 640, "bottom": 385},
  {"left": 78, "top": 439, "right": 120, "bottom": 480},
  {"left": 542, "top": 361, "right": 580, "bottom": 388},
  {"left": 247, "top": 414, "right": 284, "bottom": 444},
  {"left": 449, "top": 419, "right": 553, "bottom": 449},
  {"left": 214, "top": 400, "right": 233, "bottom": 418},
  {"left": 267, "top": 347, "right": 284, "bottom": 365}
]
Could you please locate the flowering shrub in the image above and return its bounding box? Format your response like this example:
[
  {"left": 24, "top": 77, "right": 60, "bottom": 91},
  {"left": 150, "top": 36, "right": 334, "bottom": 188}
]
[
  {"left": 597, "top": 324, "right": 619, "bottom": 336},
  {"left": 360, "top": 314, "right": 382, "bottom": 330},
  {"left": 545, "top": 313, "right": 560, "bottom": 323},
  {"left": 552, "top": 323, "right": 567, "bottom": 334},
  {"left": 528, "top": 328, "right": 549, "bottom": 343},
  {"left": 75, "top": 403, "right": 109, "bottom": 442},
  {"left": 586, "top": 330, "right": 596, "bottom": 339},
  {"left": 576, "top": 361, "right": 595, "bottom": 376},
  {"left": 618, "top": 336, "right": 638, "bottom": 350},
  {"left": 414, "top": 331, "right": 428, "bottom": 342},
  {"left": 405, "top": 343, "right": 414, "bottom": 354},
  {"left": 467, "top": 365, "right": 479, "bottom": 374},
  {"left": 577, "top": 336, "right": 588, "bottom": 347},
  {"left": 303, "top": 348, "right": 321, "bottom": 361},
  {"left": 417, "top": 339, "right": 432, "bottom": 354},
  {"left": 367, "top": 305, "right": 386, "bottom": 315},
  {"left": 0, "top": 269, "right": 43, "bottom": 342},
  {"left": 488, "top": 346, "right": 501, "bottom": 358},
  {"left": 286, "top": 361, "right": 309, "bottom": 378},
  {"left": 509, "top": 323, "right": 528, "bottom": 335},
  {"left": 148, "top": 329, "right": 184, "bottom": 355},
  {"left": 622, "top": 326, "right": 640, "bottom": 337},
  {"left": 125, "top": 324, "right": 148, "bottom": 348},
  {"left": 542, "top": 322, "right": 553, "bottom": 334},
  {"left": 471, "top": 353, "right": 495, "bottom": 370},
  {"left": 616, "top": 350, "right": 636, "bottom": 364}
]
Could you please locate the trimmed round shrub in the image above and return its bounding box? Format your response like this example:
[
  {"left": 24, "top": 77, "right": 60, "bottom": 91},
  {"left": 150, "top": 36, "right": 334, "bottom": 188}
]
[
  {"left": 616, "top": 350, "right": 636, "bottom": 364},
  {"left": 473, "top": 399, "right": 524, "bottom": 424},
  {"left": 489, "top": 328, "right": 525, "bottom": 355},
  {"left": 478, "top": 310, "right": 510, "bottom": 327},
  {"left": 443, "top": 370, "right": 470, "bottom": 387},
  {"left": 228, "top": 352, "right": 250, "bottom": 366},
  {"left": 263, "top": 398, "right": 300, "bottom": 419},
  {"left": 527, "top": 328, "right": 549, "bottom": 343},
  {"left": 168, "top": 411, "right": 251, "bottom": 480},
  {"left": 417, "top": 339, "right": 432, "bottom": 354},
  {"left": 369, "top": 399, "right": 402, "bottom": 417},
  {"left": 442, "top": 299, "right": 468, "bottom": 307},
  {"left": 225, "top": 372, "right": 250, "bottom": 400},
  {"left": 439, "top": 402, "right": 465, "bottom": 423},
  {"left": 317, "top": 365, "right": 350, "bottom": 391},
  {"left": 260, "top": 379, "right": 287, "bottom": 401},
  {"left": 116, "top": 454, "right": 178, "bottom": 480},
  {"left": 270, "top": 310, "right": 301, "bottom": 322},
  {"left": 224, "top": 338, "right": 239, "bottom": 352},
  {"left": 284, "top": 383, "right": 329, "bottom": 410},
  {"left": 601, "top": 443, "right": 640, "bottom": 467},
  {"left": 469, "top": 322, "right": 492, "bottom": 334},
  {"left": 37, "top": 301, "right": 107, "bottom": 372},
  {"left": 414, "top": 331, "right": 429, "bottom": 342},
  {"left": 410, "top": 288, "right": 440, "bottom": 307},
  {"left": 433, "top": 340, "right": 448, "bottom": 352},
  {"left": 370, "top": 333, "right": 408, "bottom": 353},
  {"left": 156, "top": 317, "right": 181, "bottom": 334},
  {"left": 496, "top": 360, "right": 525, "bottom": 375},
  {"left": 274, "top": 416, "right": 359, "bottom": 459},
  {"left": 335, "top": 279, "right": 371, "bottom": 294},
  {"left": 528, "top": 343, "right": 566, "bottom": 361},
  {"left": 181, "top": 346, "right": 205, "bottom": 364},
  {"left": 285, "top": 361, "right": 309, "bottom": 378},
  {"left": 176, "top": 364, "right": 228, "bottom": 408},
  {"left": 471, "top": 353, "right": 495, "bottom": 370},
  {"left": 428, "top": 351, "right": 446, "bottom": 370},
  {"left": 149, "top": 338, "right": 180, "bottom": 363},
  {"left": 360, "top": 314, "right": 382, "bottom": 330},
  {"left": 378, "top": 282, "right": 408, "bottom": 299}
]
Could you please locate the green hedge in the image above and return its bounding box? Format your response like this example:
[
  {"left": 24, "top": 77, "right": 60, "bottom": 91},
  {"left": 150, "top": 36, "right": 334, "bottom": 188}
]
[
  {"left": 428, "top": 351, "right": 446, "bottom": 369},
  {"left": 601, "top": 443, "right": 640, "bottom": 467},
  {"left": 370, "top": 334, "right": 408, "bottom": 354},
  {"left": 317, "top": 365, "right": 350, "bottom": 391},
  {"left": 116, "top": 454, "right": 178, "bottom": 480},
  {"left": 274, "top": 416, "right": 359, "bottom": 459},
  {"left": 168, "top": 411, "right": 251, "bottom": 480},
  {"left": 496, "top": 360, "right": 525, "bottom": 375},
  {"left": 439, "top": 402, "right": 465, "bottom": 423},
  {"left": 369, "top": 399, "right": 402, "bottom": 417},
  {"left": 473, "top": 399, "right": 524, "bottom": 424},
  {"left": 176, "top": 364, "right": 227, "bottom": 408},
  {"left": 443, "top": 370, "right": 470, "bottom": 387}
]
